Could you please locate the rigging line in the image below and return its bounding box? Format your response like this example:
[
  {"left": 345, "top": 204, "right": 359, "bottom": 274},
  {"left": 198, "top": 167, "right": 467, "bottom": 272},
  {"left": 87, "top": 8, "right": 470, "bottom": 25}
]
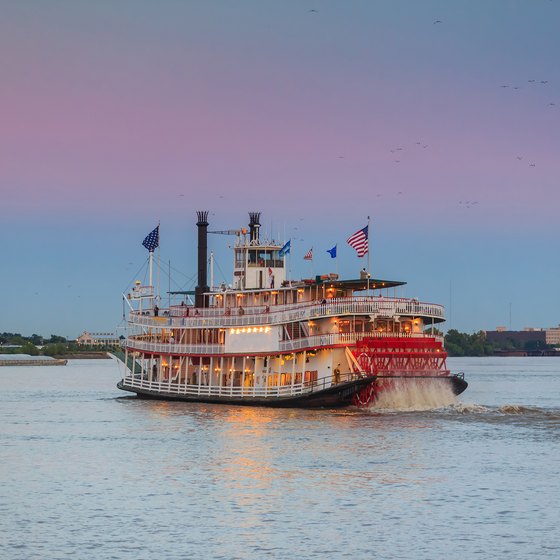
[
  {"left": 159, "top": 264, "right": 197, "bottom": 293},
  {"left": 122, "top": 255, "right": 150, "bottom": 293},
  {"left": 157, "top": 261, "right": 198, "bottom": 288},
  {"left": 170, "top": 275, "right": 197, "bottom": 294},
  {"left": 212, "top": 256, "right": 229, "bottom": 285},
  {"left": 167, "top": 263, "right": 198, "bottom": 284}
]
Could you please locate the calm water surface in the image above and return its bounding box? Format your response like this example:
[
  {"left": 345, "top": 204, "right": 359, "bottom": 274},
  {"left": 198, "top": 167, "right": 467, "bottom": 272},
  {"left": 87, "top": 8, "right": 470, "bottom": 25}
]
[{"left": 1, "top": 357, "right": 559, "bottom": 559}]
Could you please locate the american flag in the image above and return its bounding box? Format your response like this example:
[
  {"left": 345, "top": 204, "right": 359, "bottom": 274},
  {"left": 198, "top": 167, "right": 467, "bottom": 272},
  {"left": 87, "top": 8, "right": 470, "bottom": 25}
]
[
  {"left": 142, "top": 225, "right": 159, "bottom": 252},
  {"left": 303, "top": 247, "right": 313, "bottom": 260},
  {"left": 347, "top": 225, "right": 368, "bottom": 257}
]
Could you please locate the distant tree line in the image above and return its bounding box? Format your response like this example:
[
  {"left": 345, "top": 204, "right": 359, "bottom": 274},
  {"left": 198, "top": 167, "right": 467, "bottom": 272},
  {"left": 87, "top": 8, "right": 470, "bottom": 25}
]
[
  {"left": 443, "top": 329, "right": 554, "bottom": 357},
  {"left": 444, "top": 330, "right": 495, "bottom": 357},
  {"left": 0, "top": 332, "right": 122, "bottom": 357}
]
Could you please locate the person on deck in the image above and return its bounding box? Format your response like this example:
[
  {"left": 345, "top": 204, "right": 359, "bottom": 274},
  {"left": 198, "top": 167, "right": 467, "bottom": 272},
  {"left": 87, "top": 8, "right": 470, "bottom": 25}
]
[{"left": 334, "top": 365, "right": 341, "bottom": 384}]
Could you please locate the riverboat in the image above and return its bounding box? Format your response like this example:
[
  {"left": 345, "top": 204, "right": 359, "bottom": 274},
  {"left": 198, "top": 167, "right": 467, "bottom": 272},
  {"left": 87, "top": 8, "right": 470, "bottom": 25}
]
[{"left": 116, "top": 211, "right": 467, "bottom": 407}]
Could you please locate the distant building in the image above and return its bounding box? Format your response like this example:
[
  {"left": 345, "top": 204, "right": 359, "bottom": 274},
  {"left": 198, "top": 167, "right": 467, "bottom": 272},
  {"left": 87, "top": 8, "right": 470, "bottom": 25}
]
[
  {"left": 546, "top": 326, "right": 560, "bottom": 346},
  {"left": 485, "top": 328, "right": 546, "bottom": 347},
  {"left": 76, "top": 331, "right": 120, "bottom": 347}
]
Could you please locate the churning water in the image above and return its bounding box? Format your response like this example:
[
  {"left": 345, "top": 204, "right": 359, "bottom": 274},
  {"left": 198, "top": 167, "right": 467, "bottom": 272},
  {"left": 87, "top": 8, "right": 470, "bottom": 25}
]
[
  {"left": 1, "top": 357, "right": 559, "bottom": 559},
  {"left": 369, "top": 378, "right": 457, "bottom": 412}
]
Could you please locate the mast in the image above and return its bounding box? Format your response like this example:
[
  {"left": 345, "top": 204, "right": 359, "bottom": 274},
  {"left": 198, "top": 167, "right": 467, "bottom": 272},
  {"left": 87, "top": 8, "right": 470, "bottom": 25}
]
[
  {"left": 367, "top": 215, "right": 371, "bottom": 292},
  {"left": 148, "top": 251, "right": 153, "bottom": 291},
  {"left": 210, "top": 251, "right": 214, "bottom": 292}
]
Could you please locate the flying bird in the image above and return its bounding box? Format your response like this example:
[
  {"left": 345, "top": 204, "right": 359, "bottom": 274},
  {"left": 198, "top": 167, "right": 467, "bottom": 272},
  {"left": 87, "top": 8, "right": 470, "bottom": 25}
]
[{"left": 433, "top": 20, "right": 442, "bottom": 24}]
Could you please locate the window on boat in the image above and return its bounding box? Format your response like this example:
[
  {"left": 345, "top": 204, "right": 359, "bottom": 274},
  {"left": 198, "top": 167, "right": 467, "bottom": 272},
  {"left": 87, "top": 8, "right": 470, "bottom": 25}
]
[
  {"left": 338, "top": 320, "right": 351, "bottom": 333},
  {"left": 246, "top": 249, "right": 284, "bottom": 268},
  {"left": 235, "top": 249, "right": 245, "bottom": 267}
]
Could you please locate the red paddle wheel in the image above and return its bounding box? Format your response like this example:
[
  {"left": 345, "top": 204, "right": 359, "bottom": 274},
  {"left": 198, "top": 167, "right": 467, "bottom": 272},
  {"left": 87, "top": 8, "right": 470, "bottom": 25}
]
[{"left": 351, "top": 336, "right": 450, "bottom": 407}]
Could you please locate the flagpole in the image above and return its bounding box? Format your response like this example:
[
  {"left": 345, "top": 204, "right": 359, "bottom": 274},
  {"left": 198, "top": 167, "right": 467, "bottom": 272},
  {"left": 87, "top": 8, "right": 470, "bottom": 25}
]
[
  {"left": 336, "top": 245, "right": 338, "bottom": 277},
  {"left": 157, "top": 221, "right": 161, "bottom": 305},
  {"left": 288, "top": 239, "right": 291, "bottom": 284},
  {"left": 142, "top": 223, "right": 160, "bottom": 309},
  {"left": 367, "top": 215, "right": 371, "bottom": 293}
]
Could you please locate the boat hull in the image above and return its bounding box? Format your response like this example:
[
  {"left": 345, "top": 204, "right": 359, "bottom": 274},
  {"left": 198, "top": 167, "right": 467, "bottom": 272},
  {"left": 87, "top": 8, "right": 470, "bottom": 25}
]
[{"left": 117, "top": 376, "right": 376, "bottom": 408}]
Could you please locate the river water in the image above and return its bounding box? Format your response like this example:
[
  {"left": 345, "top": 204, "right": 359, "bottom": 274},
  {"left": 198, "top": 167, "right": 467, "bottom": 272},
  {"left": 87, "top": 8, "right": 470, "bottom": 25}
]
[{"left": 1, "top": 357, "right": 559, "bottom": 559}]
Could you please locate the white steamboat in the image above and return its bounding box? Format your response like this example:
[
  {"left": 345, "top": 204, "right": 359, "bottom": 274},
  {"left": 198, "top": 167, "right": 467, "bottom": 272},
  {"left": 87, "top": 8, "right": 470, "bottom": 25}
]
[{"left": 117, "top": 212, "right": 467, "bottom": 407}]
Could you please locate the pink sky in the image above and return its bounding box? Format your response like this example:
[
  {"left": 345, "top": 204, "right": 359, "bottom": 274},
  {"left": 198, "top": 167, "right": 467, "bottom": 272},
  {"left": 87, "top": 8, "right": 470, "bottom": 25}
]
[{"left": 1, "top": 1, "right": 559, "bottom": 336}]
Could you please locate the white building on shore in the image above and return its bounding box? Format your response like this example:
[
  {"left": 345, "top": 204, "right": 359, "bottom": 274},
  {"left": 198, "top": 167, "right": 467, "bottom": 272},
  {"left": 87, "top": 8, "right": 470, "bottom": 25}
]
[{"left": 76, "top": 331, "right": 120, "bottom": 347}]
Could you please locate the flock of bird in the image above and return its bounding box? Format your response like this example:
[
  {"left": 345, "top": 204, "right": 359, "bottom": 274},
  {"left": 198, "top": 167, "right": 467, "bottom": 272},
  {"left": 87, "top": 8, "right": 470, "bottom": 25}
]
[{"left": 174, "top": 10, "right": 555, "bottom": 218}]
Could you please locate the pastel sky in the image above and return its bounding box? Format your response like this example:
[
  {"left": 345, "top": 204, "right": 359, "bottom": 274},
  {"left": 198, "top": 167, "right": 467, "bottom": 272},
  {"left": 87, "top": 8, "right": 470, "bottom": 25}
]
[{"left": 1, "top": 0, "right": 559, "bottom": 338}]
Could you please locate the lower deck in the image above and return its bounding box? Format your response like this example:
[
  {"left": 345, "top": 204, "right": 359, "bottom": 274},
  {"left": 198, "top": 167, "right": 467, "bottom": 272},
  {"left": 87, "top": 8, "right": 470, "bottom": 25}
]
[{"left": 117, "top": 370, "right": 375, "bottom": 408}]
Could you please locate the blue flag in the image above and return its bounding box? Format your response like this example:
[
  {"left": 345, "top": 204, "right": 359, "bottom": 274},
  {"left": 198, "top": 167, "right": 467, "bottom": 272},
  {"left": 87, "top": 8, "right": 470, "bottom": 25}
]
[
  {"left": 142, "top": 225, "right": 159, "bottom": 252},
  {"left": 327, "top": 245, "right": 337, "bottom": 258},
  {"left": 279, "top": 240, "right": 291, "bottom": 257}
]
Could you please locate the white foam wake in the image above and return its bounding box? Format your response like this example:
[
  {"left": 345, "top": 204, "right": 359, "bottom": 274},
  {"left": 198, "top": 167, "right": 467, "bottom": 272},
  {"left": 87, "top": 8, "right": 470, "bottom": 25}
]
[{"left": 369, "top": 378, "right": 457, "bottom": 412}]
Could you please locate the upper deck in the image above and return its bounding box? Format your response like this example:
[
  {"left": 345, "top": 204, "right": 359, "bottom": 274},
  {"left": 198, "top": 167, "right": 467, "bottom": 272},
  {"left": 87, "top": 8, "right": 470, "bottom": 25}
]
[
  {"left": 126, "top": 212, "right": 447, "bottom": 337},
  {"left": 129, "top": 295, "right": 445, "bottom": 330}
]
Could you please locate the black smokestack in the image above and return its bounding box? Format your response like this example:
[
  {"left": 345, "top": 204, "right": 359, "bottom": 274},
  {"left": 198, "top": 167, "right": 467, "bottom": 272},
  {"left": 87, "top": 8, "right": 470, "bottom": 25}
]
[
  {"left": 195, "top": 211, "right": 209, "bottom": 308},
  {"left": 248, "top": 211, "right": 261, "bottom": 242}
]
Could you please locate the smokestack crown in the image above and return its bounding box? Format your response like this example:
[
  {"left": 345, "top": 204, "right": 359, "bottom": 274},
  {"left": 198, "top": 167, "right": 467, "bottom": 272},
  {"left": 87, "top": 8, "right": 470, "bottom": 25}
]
[{"left": 248, "top": 211, "right": 261, "bottom": 242}]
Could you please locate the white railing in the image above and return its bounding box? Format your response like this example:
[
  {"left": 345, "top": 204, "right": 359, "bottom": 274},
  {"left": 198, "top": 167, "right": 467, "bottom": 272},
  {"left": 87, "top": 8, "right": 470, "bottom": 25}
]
[
  {"left": 122, "top": 371, "right": 363, "bottom": 398},
  {"left": 280, "top": 331, "right": 443, "bottom": 352},
  {"left": 126, "top": 340, "right": 224, "bottom": 354},
  {"left": 129, "top": 297, "right": 445, "bottom": 329},
  {"left": 124, "top": 376, "right": 310, "bottom": 397},
  {"left": 126, "top": 331, "right": 443, "bottom": 355}
]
